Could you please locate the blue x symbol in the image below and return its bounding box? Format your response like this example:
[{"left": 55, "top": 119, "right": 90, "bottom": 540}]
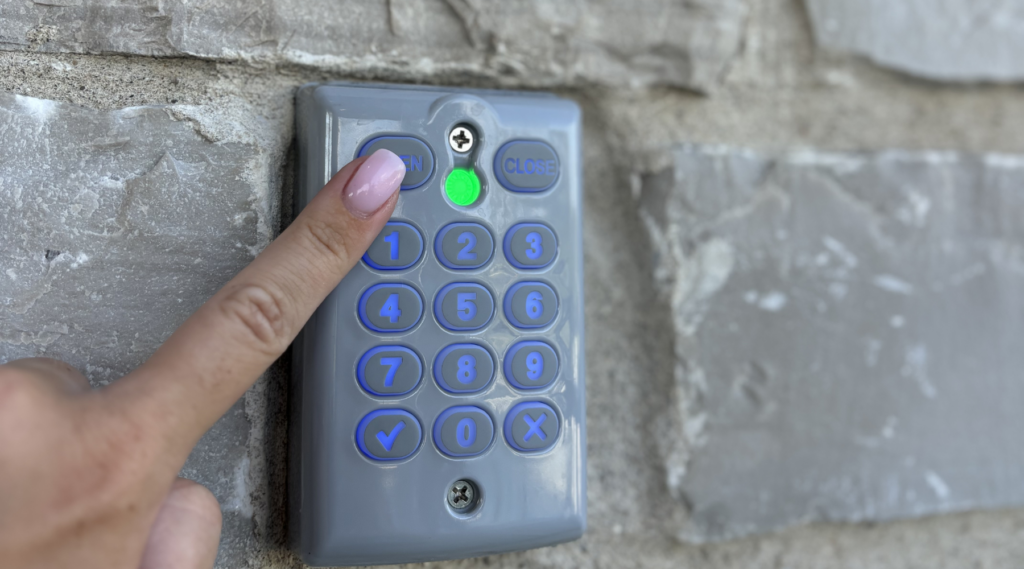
[{"left": 523, "top": 413, "right": 547, "bottom": 441}]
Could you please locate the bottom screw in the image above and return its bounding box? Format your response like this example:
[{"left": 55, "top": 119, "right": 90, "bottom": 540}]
[{"left": 447, "top": 479, "right": 477, "bottom": 510}]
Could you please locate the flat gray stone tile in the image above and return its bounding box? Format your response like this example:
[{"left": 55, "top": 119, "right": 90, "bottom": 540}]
[{"left": 639, "top": 145, "right": 1024, "bottom": 541}]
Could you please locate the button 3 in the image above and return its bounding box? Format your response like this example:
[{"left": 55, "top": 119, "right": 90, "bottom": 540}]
[
  {"left": 363, "top": 222, "right": 423, "bottom": 270},
  {"left": 434, "top": 282, "right": 494, "bottom": 331},
  {"left": 358, "top": 283, "right": 423, "bottom": 333},
  {"left": 358, "top": 135, "right": 435, "bottom": 190},
  {"left": 434, "top": 343, "right": 494, "bottom": 394},
  {"left": 504, "top": 341, "right": 558, "bottom": 390},
  {"left": 433, "top": 406, "right": 494, "bottom": 458},
  {"left": 503, "top": 281, "right": 558, "bottom": 329},
  {"left": 435, "top": 222, "right": 494, "bottom": 270},
  {"left": 357, "top": 346, "right": 422, "bottom": 396},
  {"left": 504, "top": 402, "right": 559, "bottom": 453},
  {"left": 503, "top": 223, "right": 557, "bottom": 269},
  {"left": 493, "top": 140, "right": 559, "bottom": 192},
  {"left": 356, "top": 409, "right": 422, "bottom": 461}
]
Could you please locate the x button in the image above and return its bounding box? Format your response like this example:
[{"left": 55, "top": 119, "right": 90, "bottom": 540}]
[{"left": 504, "top": 402, "right": 559, "bottom": 452}]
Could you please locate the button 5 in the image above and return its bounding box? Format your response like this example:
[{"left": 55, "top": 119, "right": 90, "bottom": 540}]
[
  {"left": 503, "top": 281, "right": 558, "bottom": 329},
  {"left": 363, "top": 222, "right": 423, "bottom": 270},
  {"left": 434, "top": 282, "right": 494, "bottom": 331},
  {"left": 435, "top": 222, "right": 494, "bottom": 270},
  {"left": 358, "top": 283, "right": 423, "bottom": 333},
  {"left": 433, "top": 406, "right": 494, "bottom": 458},
  {"left": 356, "top": 409, "right": 422, "bottom": 461},
  {"left": 504, "top": 402, "right": 559, "bottom": 452},
  {"left": 358, "top": 135, "right": 435, "bottom": 190},
  {"left": 434, "top": 343, "right": 494, "bottom": 394},
  {"left": 504, "top": 341, "right": 558, "bottom": 390},
  {"left": 503, "top": 223, "right": 557, "bottom": 269},
  {"left": 493, "top": 140, "right": 559, "bottom": 192},
  {"left": 357, "top": 346, "right": 422, "bottom": 396}
]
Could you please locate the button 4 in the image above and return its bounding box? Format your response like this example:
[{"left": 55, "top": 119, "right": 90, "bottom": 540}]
[
  {"left": 503, "top": 281, "right": 558, "bottom": 329},
  {"left": 504, "top": 341, "right": 558, "bottom": 390},
  {"left": 433, "top": 406, "right": 494, "bottom": 458},
  {"left": 504, "top": 402, "right": 559, "bottom": 453},
  {"left": 503, "top": 223, "right": 557, "bottom": 269},
  {"left": 356, "top": 409, "right": 422, "bottom": 461},
  {"left": 494, "top": 140, "right": 559, "bottom": 192},
  {"left": 358, "top": 283, "right": 423, "bottom": 333},
  {"left": 435, "top": 222, "right": 494, "bottom": 270},
  {"left": 357, "top": 346, "right": 422, "bottom": 396},
  {"left": 358, "top": 135, "right": 435, "bottom": 190},
  {"left": 434, "top": 343, "right": 494, "bottom": 394},
  {"left": 434, "top": 282, "right": 495, "bottom": 331},
  {"left": 363, "top": 222, "right": 423, "bottom": 270}
]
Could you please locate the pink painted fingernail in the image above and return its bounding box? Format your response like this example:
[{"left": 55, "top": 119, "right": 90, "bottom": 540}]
[{"left": 342, "top": 149, "right": 405, "bottom": 216}]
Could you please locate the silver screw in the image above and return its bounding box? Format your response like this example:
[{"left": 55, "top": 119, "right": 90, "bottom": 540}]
[
  {"left": 447, "top": 479, "right": 476, "bottom": 510},
  {"left": 448, "top": 125, "right": 475, "bottom": 153}
]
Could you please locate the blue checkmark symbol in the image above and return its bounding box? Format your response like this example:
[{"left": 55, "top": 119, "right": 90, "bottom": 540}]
[{"left": 376, "top": 421, "right": 406, "bottom": 451}]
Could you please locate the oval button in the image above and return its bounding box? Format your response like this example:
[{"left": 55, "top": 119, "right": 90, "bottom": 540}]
[
  {"left": 504, "top": 402, "right": 559, "bottom": 453},
  {"left": 503, "top": 281, "right": 558, "bottom": 329},
  {"left": 358, "top": 136, "right": 435, "bottom": 190},
  {"left": 433, "top": 406, "right": 494, "bottom": 458},
  {"left": 434, "top": 343, "right": 495, "bottom": 394},
  {"left": 503, "top": 223, "right": 557, "bottom": 269},
  {"left": 504, "top": 341, "right": 559, "bottom": 390},
  {"left": 493, "top": 140, "right": 559, "bottom": 192},
  {"left": 435, "top": 222, "right": 494, "bottom": 270},
  {"left": 357, "top": 346, "right": 422, "bottom": 396},
  {"left": 434, "top": 282, "right": 494, "bottom": 331},
  {"left": 356, "top": 409, "right": 422, "bottom": 461},
  {"left": 363, "top": 222, "right": 423, "bottom": 270},
  {"left": 358, "top": 283, "right": 423, "bottom": 333}
]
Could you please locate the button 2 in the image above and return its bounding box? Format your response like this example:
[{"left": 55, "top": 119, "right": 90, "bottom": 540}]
[
  {"left": 363, "top": 222, "right": 423, "bottom": 270},
  {"left": 358, "top": 283, "right": 423, "bottom": 333},
  {"left": 358, "top": 136, "right": 435, "bottom": 190},
  {"left": 503, "top": 223, "right": 557, "bottom": 269},
  {"left": 435, "top": 222, "right": 494, "bottom": 270},
  {"left": 493, "top": 140, "right": 559, "bottom": 192},
  {"left": 434, "top": 283, "right": 494, "bottom": 331},
  {"left": 357, "top": 346, "right": 422, "bottom": 396},
  {"left": 504, "top": 402, "right": 559, "bottom": 453},
  {"left": 504, "top": 341, "right": 558, "bottom": 390},
  {"left": 503, "top": 282, "right": 558, "bottom": 329},
  {"left": 356, "top": 409, "right": 422, "bottom": 461},
  {"left": 434, "top": 343, "right": 494, "bottom": 394},
  {"left": 433, "top": 406, "right": 494, "bottom": 458}
]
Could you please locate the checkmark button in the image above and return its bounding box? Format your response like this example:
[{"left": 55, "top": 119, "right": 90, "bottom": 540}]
[{"left": 357, "top": 409, "right": 422, "bottom": 461}]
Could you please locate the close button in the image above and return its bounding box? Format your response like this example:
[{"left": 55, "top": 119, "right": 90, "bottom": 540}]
[{"left": 358, "top": 135, "right": 435, "bottom": 190}]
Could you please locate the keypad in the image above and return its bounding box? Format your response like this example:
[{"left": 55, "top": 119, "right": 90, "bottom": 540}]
[
  {"left": 434, "top": 343, "right": 494, "bottom": 394},
  {"left": 503, "top": 282, "right": 558, "bottom": 329},
  {"left": 363, "top": 222, "right": 423, "bottom": 270},
  {"left": 433, "top": 406, "right": 494, "bottom": 458},
  {"left": 504, "top": 223, "right": 557, "bottom": 269},
  {"left": 435, "top": 222, "right": 494, "bottom": 270}
]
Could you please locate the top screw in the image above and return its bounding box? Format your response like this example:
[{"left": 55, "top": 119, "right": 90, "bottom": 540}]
[{"left": 449, "top": 125, "right": 475, "bottom": 154}]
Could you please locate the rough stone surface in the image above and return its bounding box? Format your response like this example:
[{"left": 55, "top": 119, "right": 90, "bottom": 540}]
[
  {"left": 639, "top": 145, "right": 1024, "bottom": 542},
  {"left": 0, "top": 0, "right": 747, "bottom": 92},
  {"left": 805, "top": 0, "right": 1024, "bottom": 82}
]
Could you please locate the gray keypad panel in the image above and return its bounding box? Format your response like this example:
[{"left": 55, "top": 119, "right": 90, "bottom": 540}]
[
  {"left": 433, "top": 406, "right": 494, "bottom": 457},
  {"left": 504, "top": 223, "right": 557, "bottom": 269},
  {"left": 358, "top": 346, "right": 422, "bottom": 396},
  {"left": 504, "top": 402, "right": 559, "bottom": 452},
  {"left": 357, "top": 409, "right": 423, "bottom": 460},
  {"left": 504, "top": 341, "right": 558, "bottom": 390},
  {"left": 434, "top": 343, "right": 495, "bottom": 393},
  {"left": 436, "top": 222, "right": 494, "bottom": 270},
  {"left": 434, "top": 282, "right": 494, "bottom": 331},
  {"left": 359, "top": 283, "right": 423, "bottom": 332},
  {"left": 363, "top": 222, "right": 423, "bottom": 270},
  {"left": 503, "top": 282, "right": 558, "bottom": 329}
]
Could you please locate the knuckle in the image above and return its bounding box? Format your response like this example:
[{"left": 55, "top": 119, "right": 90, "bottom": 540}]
[
  {"left": 219, "top": 284, "right": 290, "bottom": 354},
  {"left": 300, "top": 216, "right": 355, "bottom": 265}
]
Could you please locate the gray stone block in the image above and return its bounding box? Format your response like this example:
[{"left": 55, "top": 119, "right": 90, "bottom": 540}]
[
  {"left": 639, "top": 145, "right": 1024, "bottom": 541},
  {"left": 0, "top": 0, "right": 747, "bottom": 91},
  {"left": 805, "top": 0, "right": 1024, "bottom": 82}
]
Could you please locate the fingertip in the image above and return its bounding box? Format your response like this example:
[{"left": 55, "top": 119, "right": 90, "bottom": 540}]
[
  {"left": 140, "top": 478, "right": 222, "bottom": 569},
  {"left": 341, "top": 148, "right": 406, "bottom": 217}
]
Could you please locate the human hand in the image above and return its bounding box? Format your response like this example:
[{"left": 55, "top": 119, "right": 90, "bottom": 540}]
[{"left": 0, "top": 149, "right": 407, "bottom": 569}]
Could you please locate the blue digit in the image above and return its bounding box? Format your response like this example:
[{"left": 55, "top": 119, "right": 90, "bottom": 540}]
[
  {"left": 380, "top": 293, "right": 401, "bottom": 323},
  {"left": 383, "top": 231, "right": 399, "bottom": 260},
  {"left": 525, "top": 351, "right": 544, "bottom": 380},
  {"left": 525, "top": 231, "right": 543, "bottom": 260},
  {"left": 456, "top": 417, "right": 477, "bottom": 448},
  {"left": 456, "top": 354, "right": 477, "bottom": 384},
  {"left": 379, "top": 356, "right": 403, "bottom": 387},
  {"left": 456, "top": 232, "right": 477, "bottom": 261},
  {"left": 456, "top": 292, "right": 477, "bottom": 321},
  {"left": 524, "top": 291, "right": 543, "bottom": 319}
]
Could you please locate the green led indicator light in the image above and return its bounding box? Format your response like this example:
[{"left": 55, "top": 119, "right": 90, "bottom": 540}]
[{"left": 444, "top": 168, "right": 481, "bottom": 206}]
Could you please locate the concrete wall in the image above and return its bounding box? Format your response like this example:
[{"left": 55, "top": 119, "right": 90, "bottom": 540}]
[{"left": 3, "top": 0, "right": 1024, "bottom": 567}]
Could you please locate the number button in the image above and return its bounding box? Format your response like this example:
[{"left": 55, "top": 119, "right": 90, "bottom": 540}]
[
  {"left": 504, "top": 341, "right": 559, "bottom": 390},
  {"left": 503, "top": 223, "right": 557, "bottom": 269},
  {"left": 433, "top": 406, "right": 494, "bottom": 458},
  {"left": 356, "top": 409, "right": 422, "bottom": 461},
  {"left": 435, "top": 222, "right": 494, "bottom": 270},
  {"left": 358, "top": 283, "right": 423, "bottom": 333},
  {"left": 363, "top": 222, "right": 423, "bottom": 270},
  {"left": 434, "top": 283, "right": 494, "bottom": 331},
  {"left": 357, "top": 346, "right": 422, "bottom": 396},
  {"left": 434, "top": 343, "right": 495, "bottom": 394},
  {"left": 503, "top": 282, "right": 558, "bottom": 329},
  {"left": 504, "top": 402, "right": 559, "bottom": 453}
]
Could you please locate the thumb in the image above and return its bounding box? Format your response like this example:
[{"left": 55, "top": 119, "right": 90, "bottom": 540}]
[{"left": 140, "top": 478, "right": 222, "bottom": 569}]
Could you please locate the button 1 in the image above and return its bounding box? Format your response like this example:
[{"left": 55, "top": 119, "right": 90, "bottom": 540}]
[
  {"left": 357, "top": 346, "right": 422, "bottom": 396},
  {"left": 503, "top": 281, "right": 558, "bottom": 329},
  {"left": 434, "top": 282, "right": 494, "bottom": 331},
  {"left": 356, "top": 409, "right": 422, "bottom": 461},
  {"left": 504, "top": 402, "right": 559, "bottom": 452},
  {"left": 503, "top": 223, "right": 557, "bottom": 269},
  {"left": 435, "top": 222, "right": 494, "bottom": 270},
  {"left": 363, "top": 222, "right": 423, "bottom": 270},
  {"left": 433, "top": 406, "right": 494, "bottom": 458},
  {"left": 493, "top": 140, "right": 559, "bottom": 192},
  {"left": 504, "top": 341, "right": 559, "bottom": 390},
  {"left": 358, "top": 136, "right": 435, "bottom": 190},
  {"left": 434, "top": 343, "right": 494, "bottom": 394},
  {"left": 358, "top": 283, "right": 423, "bottom": 333}
]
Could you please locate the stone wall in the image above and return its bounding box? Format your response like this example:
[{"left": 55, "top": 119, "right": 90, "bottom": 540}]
[{"left": 3, "top": 1, "right": 1024, "bottom": 567}]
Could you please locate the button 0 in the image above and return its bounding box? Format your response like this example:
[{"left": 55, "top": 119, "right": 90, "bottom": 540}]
[
  {"left": 504, "top": 341, "right": 559, "bottom": 390},
  {"left": 433, "top": 406, "right": 494, "bottom": 458},
  {"left": 356, "top": 409, "right": 422, "bottom": 461},
  {"left": 503, "top": 282, "right": 558, "bottom": 329},
  {"left": 357, "top": 346, "right": 422, "bottom": 396},
  {"left": 494, "top": 140, "right": 559, "bottom": 192},
  {"left": 434, "top": 283, "right": 494, "bottom": 331},
  {"left": 363, "top": 222, "right": 423, "bottom": 270},
  {"left": 434, "top": 343, "right": 494, "bottom": 394},
  {"left": 435, "top": 222, "right": 494, "bottom": 270},
  {"left": 358, "top": 136, "right": 435, "bottom": 190},
  {"left": 358, "top": 284, "right": 423, "bottom": 333},
  {"left": 504, "top": 402, "right": 559, "bottom": 453},
  {"left": 503, "top": 223, "right": 557, "bottom": 269}
]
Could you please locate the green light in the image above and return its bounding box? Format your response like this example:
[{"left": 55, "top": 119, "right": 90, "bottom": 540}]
[{"left": 444, "top": 168, "right": 481, "bottom": 206}]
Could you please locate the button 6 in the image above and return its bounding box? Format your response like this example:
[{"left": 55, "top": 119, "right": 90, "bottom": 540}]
[
  {"left": 503, "top": 281, "right": 558, "bottom": 329},
  {"left": 356, "top": 409, "right": 422, "bottom": 461}
]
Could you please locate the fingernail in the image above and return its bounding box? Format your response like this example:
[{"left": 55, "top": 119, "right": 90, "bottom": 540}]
[{"left": 342, "top": 149, "right": 405, "bottom": 216}]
